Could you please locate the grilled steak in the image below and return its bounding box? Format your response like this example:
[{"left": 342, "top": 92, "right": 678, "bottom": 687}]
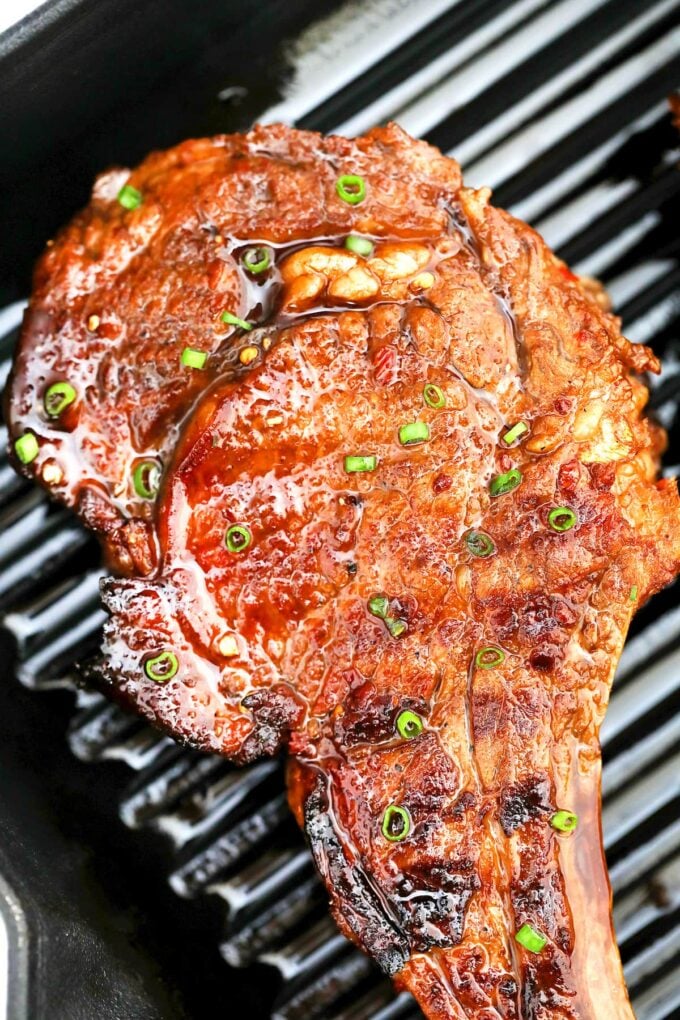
[
  {"left": 10, "top": 124, "right": 680, "bottom": 1018},
  {"left": 6, "top": 124, "right": 457, "bottom": 573}
]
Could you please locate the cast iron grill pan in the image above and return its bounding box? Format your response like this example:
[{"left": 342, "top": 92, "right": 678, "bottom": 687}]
[{"left": 1, "top": 1, "right": 679, "bottom": 1017}]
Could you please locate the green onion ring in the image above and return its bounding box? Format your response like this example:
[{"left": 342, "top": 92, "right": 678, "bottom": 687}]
[
  {"left": 381, "top": 804, "right": 411, "bottom": 842},
  {"left": 368, "top": 595, "right": 389, "bottom": 619},
  {"left": 423, "top": 383, "right": 446, "bottom": 409},
  {"left": 464, "top": 530, "right": 496, "bottom": 558},
  {"left": 475, "top": 646, "right": 505, "bottom": 670},
  {"left": 396, "top": 710, "right": 423, "bottom": 740},
  {"left": 336, "top": 174, "right": 366, "bottom": 205},
  {"left": 399, "top": 421, "right": 430, "bottom": 446},
  {"left": 14, "top": 432, "right": 39, "bottom": 465},
  {"left": 489, "top": 468, "right": 522, "bottom": 497},
  {"left": 345, "top": 235, "right": 374, "bottom": 256},
  {"left": 344, "top": 454, "right": 377, "bottom": 473},
  {"left": 242, "top": 247, "right": 272, "bottom": 273},
  {"left": 144, "top": 650, "right": 179, "bottom": 683},
  {"left": 221, "top": 310, "right": 253, "bottom": 331},
  {"left": 44, "top": 381, "right": 77, "bottom": 417},
  {"left": 515, "top": 923, "right": 547, "bottom": 954},
  {"left": 225, "top": 524, "right": 252, "bottom": 553},
  {"left": 133, "top": 460, "right": 161, "bottom": 500},
  {"left": 502, "top": 422, "right": 528, "bottom": 445},
  {"left": 547, "top": 506, "right": 577, "bottom": 532},
  {"left": 550, "top": 809, "right": 578, "bottom": 833}
]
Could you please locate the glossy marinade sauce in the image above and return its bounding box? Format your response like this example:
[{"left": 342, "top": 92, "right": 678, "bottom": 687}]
[{"left": 21, "top": 125, "right": 676, "bottom": 1019}]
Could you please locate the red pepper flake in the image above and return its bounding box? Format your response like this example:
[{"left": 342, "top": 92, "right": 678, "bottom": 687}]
[
  {"left": 560, "top": 264, "right": 578, "bottom": 281},
  {"left": 373, "top": 344, "right": 397, "bottom": 386}
]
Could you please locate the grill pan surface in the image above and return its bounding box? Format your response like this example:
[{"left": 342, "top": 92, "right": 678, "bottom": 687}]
[{"left": 1, "top": 1, "right": 679, "bottom": 1017}]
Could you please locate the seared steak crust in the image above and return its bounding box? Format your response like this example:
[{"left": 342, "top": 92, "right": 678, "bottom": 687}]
[
  {"left": 11, "top": 125, "right": 680, "bottom": 1018},
  {"left": 7, "top": 123, "right": 459, "bottom": 573}
]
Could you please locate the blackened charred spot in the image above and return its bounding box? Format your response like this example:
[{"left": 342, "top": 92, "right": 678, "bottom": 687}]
[
  {"left": 333, "top": 681, "right": 428, "bottom": 749},
  {"left": 451, "top": 789, "right": 476, "bottom": 818},
  {"left": 396, "top": 858, "right": 481, "bottom": 951},
  {"left": 499, "top": 775, "right": 552, "bottom": 835},
  {"left": 304, "top": 775, "right": 409, "bottom": 976},
  {"left": 499, "top": 976, "right": 518, "bottom": 999},
  {"left": 333, "top": 682, "right": 395, "bottom": 746},
  {"left": 522, "top": 954, "right": 578, "bottom": 1017},
  {"left": 240, "top": 683, "right": 305, "bottom": 760},
  {"left": 555, "top": 925, "right": 572, "bottom": 953},
  {"left": 346, "top": 561, "right": 358, "bottom": 576}
]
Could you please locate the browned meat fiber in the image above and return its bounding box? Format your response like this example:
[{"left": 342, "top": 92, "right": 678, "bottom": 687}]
[{"left": 8, "top": 123, "right": 680, "bottom": 1019}]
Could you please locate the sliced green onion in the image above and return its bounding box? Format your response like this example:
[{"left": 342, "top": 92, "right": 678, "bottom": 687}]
[
  {"left": 548, "top": 506, "right": 578, "bottom": 532},
  {"left": 117, "top": 184, "right": 143, "bottom": 210},
  {"left": 144, "top": 650, "right": 178, "bottom": 683},
  {"left": 515, "top": 923, "right": 547, "bottom": 954},
  {"left": 423, "top": 383, "right": 446, "bottom": 409},
  {"left": 629, "top": 585, "right": 638, "bottom": 603},
  {"left": 502, "top": 421, "right": 528, "bottom": 445},
  {"left": 381, "top": 804, "right": 411, "bottom": 842},
  {"left": 14, "top": 432, "right": 39, "bottom": 465},
  {"left": 399, "top": 421, "right": 430, "bottom": 446},
  {"left": 225, "top": 524, "right": 252, "bottom": 553},
  {"left": 221, "top": 310, "right": 253, "bottom": 331},
  {"left": 396, "top": 709, "right": 423, "bottom": 740},
  {"left": 550, "top": 809, "right": 578, "bottom": 833},
  {"left": 344, "top": 455, "right": 377, "bottom": 473},
  {"left": 242, "top": 246, "right": 271, "bottom": 274},
  {"left": 489, "top": 468, "right": 522, "bottom": 497},
  {"left": 133, "top": 460, "right": 161, "bottom": 500},
  {"left": 386, "top": 617, "right": 408, "bottom": 638},
  {"left": 345, "top": 234, "right": 374, "bottom": 256},
  {"left": 44, "top": 381, "right": 77, "bottom": 417},
  {"left": 336, "top": 174, "right": 366, "bottom": 205},
  {"left": 475, "top": 646, "right": 505, "bottom": 670},
  {"left": 181, "top": 347, "right": 208, "bottom": 369},
  {"left": 368, "top": 595, "right": 389, "bottom": 619},
  {"left": 464, "top": 530, "right": 495, "bottom": 558}
]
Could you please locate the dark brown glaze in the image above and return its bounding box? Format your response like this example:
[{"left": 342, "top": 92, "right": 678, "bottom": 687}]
[
  {"left": 6, "top": 123, "right": 459, "bottom": 573},
  {"left": 91, "top": 164, "right": 680, "bottom": 1020}
]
